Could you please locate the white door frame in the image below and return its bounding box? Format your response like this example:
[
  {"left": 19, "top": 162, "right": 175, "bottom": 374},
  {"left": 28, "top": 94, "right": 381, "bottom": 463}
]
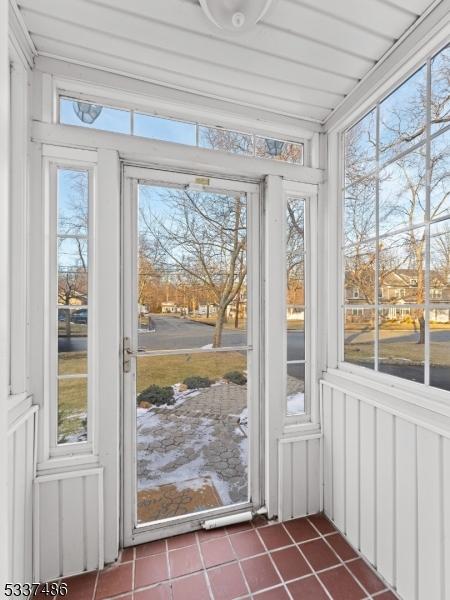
[{"left": 121, "top": 165, "right": 263, "bottom": 546}]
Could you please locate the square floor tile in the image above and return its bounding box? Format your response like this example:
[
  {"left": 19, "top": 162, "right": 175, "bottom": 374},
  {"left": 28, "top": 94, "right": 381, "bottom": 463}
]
[
  {"left": 95, "top": 563, "right": 133, "bottom": 599},
  {"left": 287, "top": 575, "right": 329, "bottom": 600},
  {"left": 240, "top": 555, "right": 281, "bottom": 593},
  {"left": 169, "top": 545, "right": 203, "bottom": 578},
  {"left": 208, "top": 562, "right": 248, "bottom": 600},
  {"left": 253, "top": 586, "right": 290, "bottom": 599},
  {"left": 307, "top": 513, "right": 336, "bottom": 535},
  {"left": 167, "top": 532, "right": 197, "bottom": 550},
  {"left": 172, "top": 572, "right": 210, "bottom": 600},
  {"left": 373, "top": 592, "right": 398, "bottom": 600},
  {"left": 134, "top": 584, "right": 171, "bottom": 600},
  {"left": 326, "top": 533, "right": 358, "bottom": 561},
  {"left": 318, "top": 565, "right": 366, "bottom": 600},
  {"left": 201, "top": 536, "right": 235, "bottom": 568},
  {"left": 135, "top": 554, "right": 169, "bottom": 589},
  {"left": 257, "top": 524, "right": 292, "bottom": 551},
  {"left": 270, "top": 546, "right": 311, "bottom": 582},
  {"left": 347, "top": 558, "right": 386, "bottom": 594},
  {"left": 62, "top": 571, "right": 97, "bottom": 600},
  {"left": 229, "top": 529, "right": 265, "bottom": 559},
  {"left": 299, "top": 538, "right": 340, "bottom": 571},
  {"left": 136, "top": 540, "right": 166, "bottom": 559},
  {"left": 226, "top": 521, "right": 254, "bottom": 534},
  {"left": 283, "top": 518, "right": 318, "bottom": 543},
  {"left": 119, "top": 547, "right": 135, "bottom": 563},
  {"left": 197, "top": 527, "right": 227, "bottom": 542}
]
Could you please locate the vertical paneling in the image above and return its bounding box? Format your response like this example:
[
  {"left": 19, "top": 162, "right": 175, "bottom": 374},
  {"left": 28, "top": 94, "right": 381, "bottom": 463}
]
[
  {"left": 279, "top": 437, "right": 321, "bottom": 521},
  {"left": 322, "top": 384, "right": 333, "bottom": 516},
  {"left": 376, "top": 410, "right": 395, "bottom": 586},
  {"left": 307, "top": 437, "right": 320, "bottom": 513},
  {"left": 443, "top": 438, "right": 450, "bottom": 600},
  {"left": 359, "top": 402, "right": 376, "bottom": 565},
  {"left": 345, "top": 395, "right": 359, "bottom": 545},
  {"left": 8, "top": 405, "right": 37, "bottom": 584},
  {"left": 35, "top": 469, "right": 104, "bottom": 581},
  {"left": 322, "top": 379, "right": 450, "bottom": 600},
  {"left": 332, "top": 390, "right": 346, "bottom": 532},
  {"left": 396, "top": 419, "right": 417, "bottom": 600},
  {"left": 292, "top": 441, "right": 307, "bottom": 517},
  {"left": 417, "top": 428, "right": 441, "bottom": 600}
]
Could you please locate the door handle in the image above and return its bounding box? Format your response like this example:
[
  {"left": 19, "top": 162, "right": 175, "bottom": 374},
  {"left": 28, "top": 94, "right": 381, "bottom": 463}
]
[{"left": 123, "top": 337, "right": 134, "bottom": 373}]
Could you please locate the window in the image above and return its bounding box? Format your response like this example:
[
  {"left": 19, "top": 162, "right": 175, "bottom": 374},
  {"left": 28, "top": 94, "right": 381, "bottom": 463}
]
[
  {"left": 55, "top": 167, "right": 91, "bottom": 445},
  {"left": 58, "top": 96, "right": 304, "bottom": 165},
  {"left": 286, "top": 197, "right": 306, "bottom": 415},
  {"left": 343, "top": 44, "right": 450, "bottom": 393}
]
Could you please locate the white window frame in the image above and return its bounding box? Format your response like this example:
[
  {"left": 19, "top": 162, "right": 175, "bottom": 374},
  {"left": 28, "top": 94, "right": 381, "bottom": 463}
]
[
  {"left": 282, "top": 181, "right": 319, "bottom": 430},
  {"left": 43, "top": 145, "right": 98, "bottom": 459},
  {"left": 333, "top": 33, "right": 450, "bottom": 410}
]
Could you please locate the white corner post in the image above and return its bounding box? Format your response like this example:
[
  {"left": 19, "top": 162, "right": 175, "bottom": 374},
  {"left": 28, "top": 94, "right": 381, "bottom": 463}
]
[
  {"left": 0, "top": 0, "right": 11, "bottom": 589},
  {"left": 264, "top": 174, "right": 284, "bottom": 517}
]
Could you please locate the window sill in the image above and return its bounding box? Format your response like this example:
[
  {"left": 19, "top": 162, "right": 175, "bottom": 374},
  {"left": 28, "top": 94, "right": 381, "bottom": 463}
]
[
  {"left": 37, "top": 453, "right": 100, "bottom": 474},
  {"left": 323, "top": 366, "right": 450, "bottom": 438},
  {"left": 281, "top": 421, "right": 321, "bottom": 440}
]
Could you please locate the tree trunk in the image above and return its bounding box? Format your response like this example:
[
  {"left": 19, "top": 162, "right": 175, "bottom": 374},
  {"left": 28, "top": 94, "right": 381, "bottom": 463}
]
[
  {"left": 213, "top": 305, "right": 227, "bottom": 348},
  {"left": 417, "top": 314, "right": 425, "bottom": 345},
  {"left": 234, "top": 294, "right": 240, "bottom": 329}
]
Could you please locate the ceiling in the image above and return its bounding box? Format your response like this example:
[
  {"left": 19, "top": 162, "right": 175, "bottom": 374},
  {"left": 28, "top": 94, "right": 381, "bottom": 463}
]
[{"left": 17, "top": 0, "right": 438, "bottom": 123}]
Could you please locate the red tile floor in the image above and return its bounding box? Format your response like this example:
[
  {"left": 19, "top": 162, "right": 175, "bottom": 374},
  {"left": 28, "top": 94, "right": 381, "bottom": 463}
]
[{"left": 52, "top": 514, "right": 399, "bottom": 600}]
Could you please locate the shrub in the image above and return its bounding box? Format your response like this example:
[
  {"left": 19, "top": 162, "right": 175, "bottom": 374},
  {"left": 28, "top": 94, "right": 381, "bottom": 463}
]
[
  {"left": 137, "top": 384, "right": 174, "bottom": 406},
  {"left": 183, "top": 376, "right": 213, "bottom": 389},
  {"left": 224, "top": 371, "right": 247, "bottom": 385}
]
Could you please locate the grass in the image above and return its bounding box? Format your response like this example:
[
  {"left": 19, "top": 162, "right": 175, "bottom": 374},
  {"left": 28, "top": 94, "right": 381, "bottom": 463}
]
[
  {"left": 137, "top": 351, "right": 246, "bottom": 391},
  {"left": 56, "top": 350, "right": 246, "bottom": 439},
  {"left": 189, "top": 316, "right": 246, "bottom": 330},
  {"left": 345, "top": 340, "right": 450, "bottom": 366}
]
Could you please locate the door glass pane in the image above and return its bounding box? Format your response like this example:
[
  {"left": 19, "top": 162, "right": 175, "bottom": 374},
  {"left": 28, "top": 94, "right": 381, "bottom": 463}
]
[
  {"left": 138, "top": 185, "right": 247, "bottom": 351},
  {"left": 135, "top": 180, "right": 251, "bottom": 526},
  {"left": 136, "top": 351, "right": 248, "bottom": 524}
]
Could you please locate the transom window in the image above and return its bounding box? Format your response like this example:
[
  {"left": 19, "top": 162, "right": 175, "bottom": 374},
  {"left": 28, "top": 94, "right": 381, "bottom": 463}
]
[
  {"left": 59, "top": 96, "right": 304, "bottom": 165},
  {"left": 342, "top": 44, "right": 450, "bottom": 392}
]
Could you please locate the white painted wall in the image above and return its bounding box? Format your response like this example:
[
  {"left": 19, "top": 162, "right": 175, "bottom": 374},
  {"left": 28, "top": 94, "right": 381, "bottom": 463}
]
[{"left": 322, "top": 371, "right": 450, "bottom": 600}]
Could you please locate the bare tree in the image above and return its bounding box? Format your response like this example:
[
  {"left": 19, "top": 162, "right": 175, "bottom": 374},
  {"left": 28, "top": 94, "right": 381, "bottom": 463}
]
[{"left": 139, "top": 187, "right": 246, "bottom": 348}]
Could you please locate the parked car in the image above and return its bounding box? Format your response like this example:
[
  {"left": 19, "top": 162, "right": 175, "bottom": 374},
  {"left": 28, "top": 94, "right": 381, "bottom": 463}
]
[{"left": 71, "top": 309, "right": 88, "bottom": 324}]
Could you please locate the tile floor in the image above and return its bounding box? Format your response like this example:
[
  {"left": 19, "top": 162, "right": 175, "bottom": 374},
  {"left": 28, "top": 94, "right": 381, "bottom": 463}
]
[{"left": 50, "top": 514, "right": 398, "bottom": 600}]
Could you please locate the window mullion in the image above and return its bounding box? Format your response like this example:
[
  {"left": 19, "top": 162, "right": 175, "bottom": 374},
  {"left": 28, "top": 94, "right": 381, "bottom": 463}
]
[{"left": 374, "top": 103, "right": 380, "bottom": 372}]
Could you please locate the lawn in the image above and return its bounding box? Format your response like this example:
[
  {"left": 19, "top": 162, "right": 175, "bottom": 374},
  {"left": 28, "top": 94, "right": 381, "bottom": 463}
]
[
  {"left": 57, "top": 350, "right": 247, "bottom": 440},
  {"left": 345, "top": 340, "right": 450, "bottom": 366}
]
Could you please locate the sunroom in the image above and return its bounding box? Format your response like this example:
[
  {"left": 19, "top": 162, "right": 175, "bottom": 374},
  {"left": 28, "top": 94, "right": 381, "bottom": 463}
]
[{"left": 1, "top": 1, "right": 450, "bottom": 598}]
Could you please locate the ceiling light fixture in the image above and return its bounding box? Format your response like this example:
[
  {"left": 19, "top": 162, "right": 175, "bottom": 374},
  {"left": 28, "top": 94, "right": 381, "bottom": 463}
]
[{"left": 199, "top": 0, "right": 274, "bottom": 33}]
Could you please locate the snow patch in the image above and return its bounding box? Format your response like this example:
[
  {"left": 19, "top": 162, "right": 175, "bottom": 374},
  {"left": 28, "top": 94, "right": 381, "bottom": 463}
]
[{"left": 287, "top": 392, "right": 305, "bottom": 414}]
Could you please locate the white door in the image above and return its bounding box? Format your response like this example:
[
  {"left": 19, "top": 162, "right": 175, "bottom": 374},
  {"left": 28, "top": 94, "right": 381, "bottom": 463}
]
[{"left": 122, "top": 166, "right": 262, "bottom": 545}]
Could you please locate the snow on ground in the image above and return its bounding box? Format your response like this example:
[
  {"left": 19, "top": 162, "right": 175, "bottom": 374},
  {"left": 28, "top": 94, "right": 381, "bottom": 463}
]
[{"left": 287, "top": 392, "right": 305, "bottom": 414}]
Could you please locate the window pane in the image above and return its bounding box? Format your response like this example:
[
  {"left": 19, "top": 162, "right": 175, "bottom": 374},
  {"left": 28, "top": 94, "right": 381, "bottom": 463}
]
[
  {"left": 58, "top": 237, "right": 88, "bottom": 305},
  {"left": 344, "top": 244, "right": 376, "bottom": 304},
  {"left": 379, "top": 229, "right": 425, "bottom": 305},
  {"left": 287, "top": 363, "right": 304, "bottom": 415},
  {"left": 344, "top": 308, "right": 375, "bottom": 368},
  {"left": 287, "top": 197, "right": 305, "bottom": 367},
  {"left": 255, "top": 136, "right": 303, "bottom": 164},
  {"left": 379, "top": 66, "right": 426, "bottom": 163},
  {"left": 60, "top": 98, "right": 131, "bottom": 134},
  {"left": 430, "top": 220, "right": 450, "bottom": 303},
  {"left": 136, "top": 351, "right": 248, "bottom": 523},
  {"left": 134, "top": 113, "right": 196, "bottom": 145},
  {"left": 138, "top": 184, "right": 247, "bottom": 351},
  {"left": 58, "top": 169, "right": 88, "bottom": 236},
  {"left": 344, "top": 179, "right": 376, "bottom": 246},
  {"left": 344, "top": 109, "right": 376, "bottom": 186},
  {"left": 430, "top": 129, "right": 450, "bottom": 221},
  {"left": 378, "top": 307, "right": 425, "bottom": 383},
  {"left": 57, "top": 377, "right": 88, "bottom": 444},
  {"left": 431, "top": 44, "right": 450, "bottom": 134},
  {"left": 379, "top": 148, "right": 426, "bottom": 236},
  {"left": 58, "top": 307, "right": 87, "bottom": 375},
  {"left": 430, "top": 312, "right": 450, "bottom": 392},
  {"left": 198, "top": 125, "right": 253, "bottom": 155}
]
